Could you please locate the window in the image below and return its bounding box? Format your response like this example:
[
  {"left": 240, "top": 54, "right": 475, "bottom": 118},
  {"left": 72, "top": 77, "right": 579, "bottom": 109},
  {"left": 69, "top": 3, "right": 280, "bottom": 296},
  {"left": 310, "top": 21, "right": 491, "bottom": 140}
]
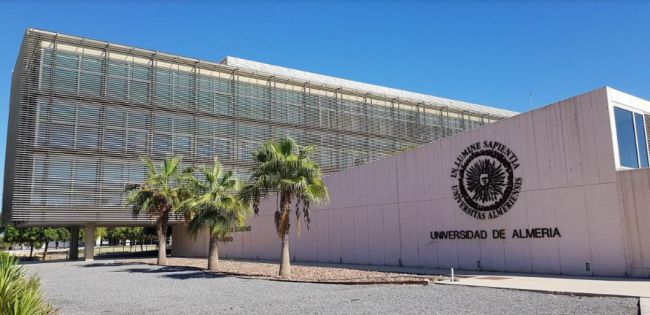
[
  {"left": 79, "top": 55, "right": 103, "bottom": 96},
  {"left": 636, "top": 114, "right": 649, "bottom": 167},
  {"left": 77, "top": 106, "right": 100, "bottom": 150},
  {"left": 615, "top": 107, "right": 650, "bottom": 168},
  {"left": 107, "top": 60, "right": 151, "bottom": 103},
  {"left": 153, "top": 114, "right": 193, "bottom": 156},
  {"left": 105, "top": 109, "right": 126, "bottom": 152},
  {"left": 44, "top": 158, "right": 73, "bottom": 206},
  {"left": 101, "top": 161, "right": 124, "bottom": 206},
  {"left": 72, "top": 160, "right": 98, "bottom": 205},
  {"left": 126, "top": 111, "right": 150, "bottom": 154},
  {"left": 40, "top": 49, "right": 105, "bottom": 96},
  {"left": 154, "top": 67, "right": 192, "bottom": 108}
]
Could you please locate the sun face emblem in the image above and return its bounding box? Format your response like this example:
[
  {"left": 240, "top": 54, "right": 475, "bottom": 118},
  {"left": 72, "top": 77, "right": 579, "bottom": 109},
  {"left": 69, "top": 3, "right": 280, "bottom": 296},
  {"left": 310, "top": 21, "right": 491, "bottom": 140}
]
[
  {"left": 451, "top": 141, "right": 523, "bottom": 220},
  {"left": 465, "top": 158, "right": 506, "bottom": 204}
]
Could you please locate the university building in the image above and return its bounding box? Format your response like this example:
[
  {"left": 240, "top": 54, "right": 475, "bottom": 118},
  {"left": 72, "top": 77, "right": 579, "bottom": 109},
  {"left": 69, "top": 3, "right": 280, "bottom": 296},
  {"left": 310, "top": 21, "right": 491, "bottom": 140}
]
[
  {"left": 4, "top": 30, "right": 650, "bottom": 276},
  {"left": 2, "top": 29, "right": 513, "bottom": 258}
]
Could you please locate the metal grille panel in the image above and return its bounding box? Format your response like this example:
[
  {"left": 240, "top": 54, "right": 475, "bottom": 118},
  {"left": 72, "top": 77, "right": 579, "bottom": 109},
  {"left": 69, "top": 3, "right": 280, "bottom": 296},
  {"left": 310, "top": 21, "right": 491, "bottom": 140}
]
[{"left": 3, "top": 29, "right": 514, "bottom": 226}]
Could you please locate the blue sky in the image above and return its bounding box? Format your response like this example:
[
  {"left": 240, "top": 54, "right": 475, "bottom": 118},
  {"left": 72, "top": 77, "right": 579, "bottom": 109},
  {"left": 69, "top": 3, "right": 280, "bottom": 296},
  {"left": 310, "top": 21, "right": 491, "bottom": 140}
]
[{"left": 1, "top": 1, "right": 650, "bottom": 201}]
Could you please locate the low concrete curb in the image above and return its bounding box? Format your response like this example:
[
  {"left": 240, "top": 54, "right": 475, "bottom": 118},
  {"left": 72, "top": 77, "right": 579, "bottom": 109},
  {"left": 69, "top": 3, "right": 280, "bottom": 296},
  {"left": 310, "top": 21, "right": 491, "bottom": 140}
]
[
  {"left": 261, "top": 277, "right": 432, "bottom": 286},
  {"left": 128, "top": 260, "right": 436, "bottom": 286},
  {"left": 207, "top": 270, "right": 434, "bottom": 286}
]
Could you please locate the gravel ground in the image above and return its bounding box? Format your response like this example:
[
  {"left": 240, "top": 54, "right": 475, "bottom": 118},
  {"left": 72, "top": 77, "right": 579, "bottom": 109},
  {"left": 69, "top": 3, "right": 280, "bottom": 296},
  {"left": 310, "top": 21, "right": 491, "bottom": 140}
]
[
  {"left": 123, "top": 257, "right": 437, "bottom": 283},
  {"left": 24, "top": 260, "right": 638, "bottom": 315}
]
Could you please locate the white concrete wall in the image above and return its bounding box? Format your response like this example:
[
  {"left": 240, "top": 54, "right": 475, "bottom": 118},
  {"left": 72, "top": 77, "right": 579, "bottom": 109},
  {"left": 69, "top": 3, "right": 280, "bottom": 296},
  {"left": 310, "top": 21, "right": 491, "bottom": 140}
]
[
  {"left": 617, "top": 168, "right": 650, "bottom": 277},
  {"left": 174, "top": 87, "right": 650, "bottom": 277}
]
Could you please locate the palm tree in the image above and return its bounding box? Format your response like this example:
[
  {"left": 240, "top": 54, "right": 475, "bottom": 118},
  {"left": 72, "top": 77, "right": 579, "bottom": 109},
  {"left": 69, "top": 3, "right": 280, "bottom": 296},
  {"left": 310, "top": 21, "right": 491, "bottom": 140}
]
[
  {"left": 126, "top": 157, "right": 194, "bottom": 265},
  {"left": 239, "top": 137, "right": 329, "bottom": 278},
  {"left": 180, "top": 158, "right": 251, "bottom": 272}
]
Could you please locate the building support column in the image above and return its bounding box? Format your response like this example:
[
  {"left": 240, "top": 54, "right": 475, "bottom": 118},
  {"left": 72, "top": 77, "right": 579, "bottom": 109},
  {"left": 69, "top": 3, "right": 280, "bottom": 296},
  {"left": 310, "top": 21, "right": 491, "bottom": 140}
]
[
  {"left": 84, "top": 224, "right": 95, "bottom": 261},
  {"left": 69, "top": 226, "right": 79, "bottom": 260}
]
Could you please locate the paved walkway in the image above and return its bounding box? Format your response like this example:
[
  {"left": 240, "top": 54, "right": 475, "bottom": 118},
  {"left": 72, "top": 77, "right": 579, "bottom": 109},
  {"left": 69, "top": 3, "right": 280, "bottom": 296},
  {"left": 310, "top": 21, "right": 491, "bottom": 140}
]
[{"left": 438, "top": 272, "right": 650, "bottom": 298}]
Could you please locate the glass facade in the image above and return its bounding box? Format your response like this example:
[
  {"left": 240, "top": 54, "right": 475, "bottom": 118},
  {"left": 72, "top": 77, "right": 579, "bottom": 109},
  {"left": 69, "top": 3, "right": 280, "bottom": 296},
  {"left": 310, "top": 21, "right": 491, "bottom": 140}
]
[
  {"left": 5, "top": 30, "right": 512, "bottom": 223},
  {"left": 614, "top": 106, "right": 649, "bottom": 168}
]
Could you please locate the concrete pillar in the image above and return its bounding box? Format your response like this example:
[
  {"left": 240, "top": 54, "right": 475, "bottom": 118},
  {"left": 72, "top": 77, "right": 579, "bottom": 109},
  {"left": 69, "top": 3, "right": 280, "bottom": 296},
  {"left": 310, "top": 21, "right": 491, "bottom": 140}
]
[
  {"left": 69, "top": 226, "right": 79, "bottom": 260},
  {"left": 84, "top": 224, "right": 95, "bottom": 261}
]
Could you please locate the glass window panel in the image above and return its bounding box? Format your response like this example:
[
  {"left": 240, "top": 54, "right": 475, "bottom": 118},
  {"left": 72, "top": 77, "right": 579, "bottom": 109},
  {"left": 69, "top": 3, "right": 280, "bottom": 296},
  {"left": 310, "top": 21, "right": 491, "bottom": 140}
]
[
  {"left": 127, "top": 131, "right": 148, "bottom": 153},
  {"left": 72, "top": 160, "right": 97, "bottom": 205},
  {"left": 635, "top": 113, "right": 649, "bottom": 168},
  {"left": 71, "top": 192, "right": 95, "bottom": 206},
  {"left": 104, "top": 129, "right": 125, "bottom": 151},
  {"left": 31, "top": 158, "right": 45, "bottom": 205},
  {"left": 55, "top": 52, "right": 79, "bottom": 69},
  {"left": 214, "top": 120, "right": 232, "bottom": 137},
  {"left": 155, "top": 69, "right": 171, "bottom": 84},
  {"left": 52, "top": 68, "right": 78, "bottom": 93},
  {"left": 107, "top": 78, "right": 128, "bottom": 100},
  {"left": 102, "top": 162, "right": 123, "bottom": 183},
  {"left": 126, "top": 164, "right": 145, "bottom": 183},
  {"left": 197, "top": 138, "right": 213, "bottom": 158},
  {"left": 40, "top": 67, "right": 52, "bottom": 89},
  {"left": 130, "top": 80, "right": 150, "bottom": 103},
  {"left": 106, "top": 109, "right": 126, "bottom": 127},
  {"left": 47, "top": 159, "right": 73, "bottom": 182},
  {"left": 198, "top": 76, "right": 213, "bottom": 90},
  {"left": 154, "top": 115, "right": 172, "bottom": 131},
  {"left": 45, "top": 192, "right": 70, "bottom": 206},
  {"left": 174, "top": 117, "right": 193, "bottom": 133},
  {"left": 176, "top": 72, "right": 192, "bottom": 87},
  {"left": 81, "top": 56, "right": 102, "bottom": 73},
  {"left": 237, "top": 97, "right": 252, "bottom": 118},
  {"left": 215, "top": 78, "right": 232, "bottom": 94},
  {"left": 36, "top": 123, "right": 48, "bottom": 146},
  {"left": 237, "top": 141, "right": 257, "bottom": 161},
  {"left": 50, "top": 102, "right": 76, "bottom": 122},
  {"left": 74, "top": 161, "right": 97, "bottom": 186},
  {"left": 215, "top": 94, "right": 232, "bottom": 115},
  {"left": 108, "top": 61, "right": 128, "bottom": 77},
  {"left": 131, "top": 64, "right": 150, "bottom": 80},
  {"left": 174, "top": 135, "right": 191, "bottom": 154},
  {"left": 155, "top": 84, "right": 173, "bottom": 105},
  {"left": 196, "top": 119, "right": 214, "bottom": 136},
  {"left": 101, "top": 188, "right": 123, "bottom": 206},
  {"left": 615, "top": 107, "right": 639, "bottom": 168},
  {"left": 216, "top": 139, "right": 232, "bottom": 160},
  {"left": 77, "top": 126, "right": 99, "bottom": 149},
  {"left": 41, "top": 49, "right": 53, "bottom": 67},
  {"left": 174, "top": 86, "right": 192, "bottom": 107},
  {"left": 78, "top": 106, "right": 99, "bottom": 125},
  {"left": 49, "top": 124, "right": 75, "bottom": 148},
  {"left": 198, "top": 91, "right": 213, "bottom": 112},
  {"left": 79, "top": 72, "right": 102, "bottom": 96},
  {"left": 154, "top": 133, "right": 172, "bottom": 154},
  {"left": 128, "top": 112, "right": 149, "bottom": 130}
]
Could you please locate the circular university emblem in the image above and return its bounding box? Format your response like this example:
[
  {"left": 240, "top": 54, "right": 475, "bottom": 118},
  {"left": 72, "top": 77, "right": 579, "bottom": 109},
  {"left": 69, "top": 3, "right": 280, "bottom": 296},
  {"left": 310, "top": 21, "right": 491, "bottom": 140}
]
[{"left": 450, "top": 141, "right": 523, "bottom": 220}]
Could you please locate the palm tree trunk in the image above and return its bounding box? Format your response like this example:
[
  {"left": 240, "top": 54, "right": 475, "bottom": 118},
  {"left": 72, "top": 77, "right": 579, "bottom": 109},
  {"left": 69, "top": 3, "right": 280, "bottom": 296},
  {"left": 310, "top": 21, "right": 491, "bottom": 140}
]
[
  {"left": 279, "top": 233, "right": 291, "bottom": 278},
  {"left": 42, "top": 241, "right": 49, "bottom": 261},
  {"left": 278, "top": 192, "right": 292, "bottom": 278},
  {"left": 207, "top": 235, "right": 219, "bottom": 272},
  {"left": 156, "top": 221, "right": 168, "bottom": 265}
]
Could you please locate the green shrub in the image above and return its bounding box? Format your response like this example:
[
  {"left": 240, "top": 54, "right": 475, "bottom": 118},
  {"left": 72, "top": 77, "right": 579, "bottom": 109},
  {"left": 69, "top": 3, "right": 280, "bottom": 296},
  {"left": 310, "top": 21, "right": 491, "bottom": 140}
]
[{"left": 0, "top": 252, "right": 52, "bottom": 315}]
